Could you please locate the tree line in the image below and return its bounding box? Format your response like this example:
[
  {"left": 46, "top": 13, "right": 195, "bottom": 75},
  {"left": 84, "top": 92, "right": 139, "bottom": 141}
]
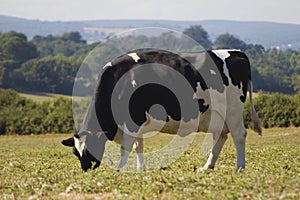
[{"left": 0, "top": 27, "right": 300, "bottom": 94}]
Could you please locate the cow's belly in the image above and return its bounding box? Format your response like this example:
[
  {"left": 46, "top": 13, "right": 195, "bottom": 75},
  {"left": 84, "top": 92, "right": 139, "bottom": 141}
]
[
  {"left": 116, "top": 110, "right": 212, "bottom": 138},
  {"left": 143, "top": 114, "right": 201, "bottom": 136},
  {"left": 112, "top": 107, "right": 231, "bottom": 146}
]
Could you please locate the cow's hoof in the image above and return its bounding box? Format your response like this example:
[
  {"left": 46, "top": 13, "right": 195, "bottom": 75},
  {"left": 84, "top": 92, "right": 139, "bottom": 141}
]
[
  {"left": 236, "top": 167, "right": 245, "bottom": 172},
  {"left": 196, "top": 167, "right": 214, "bottom": 172},
  {"left": 197, "top": 168, "right": 207, "bottom": 172},
  {"left": 197, "top": 168, "right": 205, "bottom": 172}
]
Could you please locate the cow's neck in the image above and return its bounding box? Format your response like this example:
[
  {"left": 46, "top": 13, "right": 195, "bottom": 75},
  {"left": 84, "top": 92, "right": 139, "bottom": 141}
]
[{"left": 81, "top": 97, "right": 102, "bottom": 133}]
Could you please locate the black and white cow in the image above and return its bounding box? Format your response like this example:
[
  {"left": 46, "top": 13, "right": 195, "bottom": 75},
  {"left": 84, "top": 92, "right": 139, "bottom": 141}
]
[{"left": 62, "top": 49, "right": 261, "bottom": 172}]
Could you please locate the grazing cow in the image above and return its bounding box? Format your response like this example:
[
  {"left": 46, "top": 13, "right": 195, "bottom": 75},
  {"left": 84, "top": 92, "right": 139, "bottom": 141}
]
[{"left": 62, "top": 49, "right": 261, "bottom": 172}]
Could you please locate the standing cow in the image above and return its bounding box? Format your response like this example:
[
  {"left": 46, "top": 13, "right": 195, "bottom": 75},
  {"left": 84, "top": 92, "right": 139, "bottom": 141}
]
[{"left": 62, "top": 49, "right": 261, "bottom": 172}]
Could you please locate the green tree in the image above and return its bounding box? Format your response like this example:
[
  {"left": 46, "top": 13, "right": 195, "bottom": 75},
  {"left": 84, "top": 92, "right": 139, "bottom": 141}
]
[
  {"left": 0, "top": 31, "right": 38, "bottom": 62},
  {"left": 62, "top": 32, "right": 86, "bottom": 43},
  {"left": 32, "top": 32, "right": 88, "bottom": 58},
  {"left": 214, "top": 33, "right": 248, "bottom": 51},
  {"left": 292, "top": 74, "right": 300, "bottom": 93},
  {"left": 0, "top": 60, "right": 19, "bottom": 87},
  {"left": 12, "top": 55, "right": 80, "bottom": 94},
  {"left": 183, "top": 25, "right": 212, "bottom": 50}
]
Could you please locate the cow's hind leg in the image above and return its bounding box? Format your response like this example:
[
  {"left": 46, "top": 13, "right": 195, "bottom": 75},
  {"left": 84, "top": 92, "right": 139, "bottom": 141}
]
[
  {"left": 225, "top": 88, "right": 248, "bottom": 171},
  {"left": 226, "top": 115, "right": 247, "bottom": 170},
  {"left": 200, "top": 131, "right": 228, "bottom": 171},
  {"left": 230, "top": 126, "right": 247, "bottom": 171},
  {"left": 116, "top": 133, "right": 136, "bottom": 171},
  {"left": 135, "top": 137, "right": 146, "bottom": 171}
]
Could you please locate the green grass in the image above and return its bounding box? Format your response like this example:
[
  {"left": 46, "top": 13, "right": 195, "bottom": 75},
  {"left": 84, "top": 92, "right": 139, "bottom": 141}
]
[{"left": 0, "top": 128, "right": 299, "bottom": 199}]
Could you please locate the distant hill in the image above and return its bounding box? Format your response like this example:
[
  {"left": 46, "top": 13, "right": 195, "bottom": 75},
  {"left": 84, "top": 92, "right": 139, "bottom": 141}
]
[{"left": 1, "top": 15, "right": 300, "bottom": 49}]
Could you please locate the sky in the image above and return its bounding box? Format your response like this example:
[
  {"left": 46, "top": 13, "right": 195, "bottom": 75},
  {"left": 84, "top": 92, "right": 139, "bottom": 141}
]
[{"left": 1, "top": 0, "right": 300, "bottom": 24}]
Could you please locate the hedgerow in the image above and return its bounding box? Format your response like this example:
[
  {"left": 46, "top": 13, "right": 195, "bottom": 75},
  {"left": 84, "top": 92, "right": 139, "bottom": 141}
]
[
  {"left": 244, "top": 91, "right": 300, "bottom": 128},
  {"left": 0, "top": 89, "right": 74, "bottom": 134}
]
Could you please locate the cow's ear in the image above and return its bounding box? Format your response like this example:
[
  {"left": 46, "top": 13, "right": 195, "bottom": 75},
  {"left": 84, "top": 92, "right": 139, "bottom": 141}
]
[
  {"left": 61, "top": 137, "right": 74, "bottom": 147},
  {"left": 74, "top": 133, "right": 80, "bottom": 138}
]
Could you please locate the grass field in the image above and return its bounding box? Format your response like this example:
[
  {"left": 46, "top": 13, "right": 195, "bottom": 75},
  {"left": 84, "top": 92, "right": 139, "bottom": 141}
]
[
  {"left": 18, "top": 91, "right": 72, "bottom": 102},
  {"left": 0, "top": 128, "right": 299, "bottom": 199},
  {"left": 18, "top": 91, "right": 87, "bottom": 102}
]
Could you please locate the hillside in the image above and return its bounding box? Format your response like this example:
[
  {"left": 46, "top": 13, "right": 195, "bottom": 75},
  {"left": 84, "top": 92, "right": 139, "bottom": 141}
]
[{"left": 1, "top": 15, "right": 300, "bottom": 49}]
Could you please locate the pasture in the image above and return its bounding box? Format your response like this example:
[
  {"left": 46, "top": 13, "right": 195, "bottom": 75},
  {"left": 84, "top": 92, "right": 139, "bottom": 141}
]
[
  {"left": 18, "top": 91, "right": 85, "bottom": 103},
  {"left": 18, "top": 92, "right": 72, "bottom": 103},
  {"left": 0, "top": 128, "right": 299, "bottom": 199}
]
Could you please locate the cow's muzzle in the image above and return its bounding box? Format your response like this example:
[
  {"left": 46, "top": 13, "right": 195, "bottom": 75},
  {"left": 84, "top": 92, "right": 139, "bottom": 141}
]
[{"left": 80, "top": 148, "right": 101, "bottom": 172}]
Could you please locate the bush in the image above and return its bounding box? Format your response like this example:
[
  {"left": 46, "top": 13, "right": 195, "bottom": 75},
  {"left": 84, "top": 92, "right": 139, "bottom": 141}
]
[
  {"left": 244, "top": 92, "right": 300, "bottom": 128},
  {"left": 41, "top": 97, "right": 75, "bottom": 133},
  {"left": 0, "top": 89, "right": 75, "bottom": 134}
]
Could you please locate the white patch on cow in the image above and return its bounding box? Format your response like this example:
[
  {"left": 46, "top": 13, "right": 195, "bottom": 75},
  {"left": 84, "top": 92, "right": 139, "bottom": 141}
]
[
  {"left": 134, "top": 112, "right": 200, "bottom": 138},
  {"left": 131, "top": 79, "right": 137, "bottom": 88},
  {"left": 211, "top": 49, "right": 231, "bottom": 59},
  {"left": 118, "top": 89, "right": 124, "bottom": 100},
  {"left": 210, "top": 69, "right": 217, "bottom": 75},
  {"left": 197, "top": 90, "right": 226, "bottom": 120},
  {"left": 128, "top": 53, "right": 140, "bottom": 63},
  {"left": 193, "top": 82, "right": 202, "bottom": 99},
  {"left": 103, "top": 62, "right": 112, "bottom": 69},
  {"left": 211, "top": 50, "right": 232, "bottom": 77},
  {"left": 74, "top": 137, "right": 85, "bottom": 157}
]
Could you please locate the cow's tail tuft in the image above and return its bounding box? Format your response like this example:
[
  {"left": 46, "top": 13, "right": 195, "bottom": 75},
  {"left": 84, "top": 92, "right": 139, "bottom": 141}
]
[{"left": 248, "top": 81, "right": 262, "bottom": 135}]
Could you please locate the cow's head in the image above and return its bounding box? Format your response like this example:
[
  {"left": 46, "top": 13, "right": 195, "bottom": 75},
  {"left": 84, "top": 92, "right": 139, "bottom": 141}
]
[{"left": 62, "top": 131, "right": 108, "bottom": 172}]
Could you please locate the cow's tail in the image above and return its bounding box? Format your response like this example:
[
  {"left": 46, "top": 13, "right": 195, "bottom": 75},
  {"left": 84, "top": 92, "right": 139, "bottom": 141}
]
[{"left": 248, "top": 81, "right": 262, "bottom": 135}]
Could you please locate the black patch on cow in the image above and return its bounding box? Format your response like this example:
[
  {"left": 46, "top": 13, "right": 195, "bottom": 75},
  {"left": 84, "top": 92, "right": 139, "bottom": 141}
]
[
  {"left": 62, "top": 137, "right": 74, "bottom": 146},
  {"left": 73, "top": 147, "right": 100, "bottom": 172},
  {"left": 94, "top": 54, "right": 145, "bottom": 140},
  {"left": 206, "top": 51, "right": 229, "bottom": 91},
  {"left": 207, "top": 51, "right": 229, "bottom": 86},
  {"left": 184, "top": 51, "right": 229, "bottom": 93},
  {"left": 198, "top": 99, "right": 209, "bottom": 113},
  {"left": 72, "top": 146, "right": 80, "bottom": 158},
  {"left": 225, "top": 51, "right": 251, "bottom": 103},
  {"left": 128, "top": 83, "right": 181, "bottom": 131},
  {"left": 137, "top": 50, "right": 208, "bottom": 93}
]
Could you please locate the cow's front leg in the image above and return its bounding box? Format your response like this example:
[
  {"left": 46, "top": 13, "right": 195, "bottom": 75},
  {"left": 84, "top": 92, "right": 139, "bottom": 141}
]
[
  {"left": 135, "top": 137, "right": 146, "bottom": 171},
  {"left": 199, "top": 132, "right": 228, "bottom": 171},
  {"left": 116, "top": 133, "right": 136, "bottom": 171}
]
